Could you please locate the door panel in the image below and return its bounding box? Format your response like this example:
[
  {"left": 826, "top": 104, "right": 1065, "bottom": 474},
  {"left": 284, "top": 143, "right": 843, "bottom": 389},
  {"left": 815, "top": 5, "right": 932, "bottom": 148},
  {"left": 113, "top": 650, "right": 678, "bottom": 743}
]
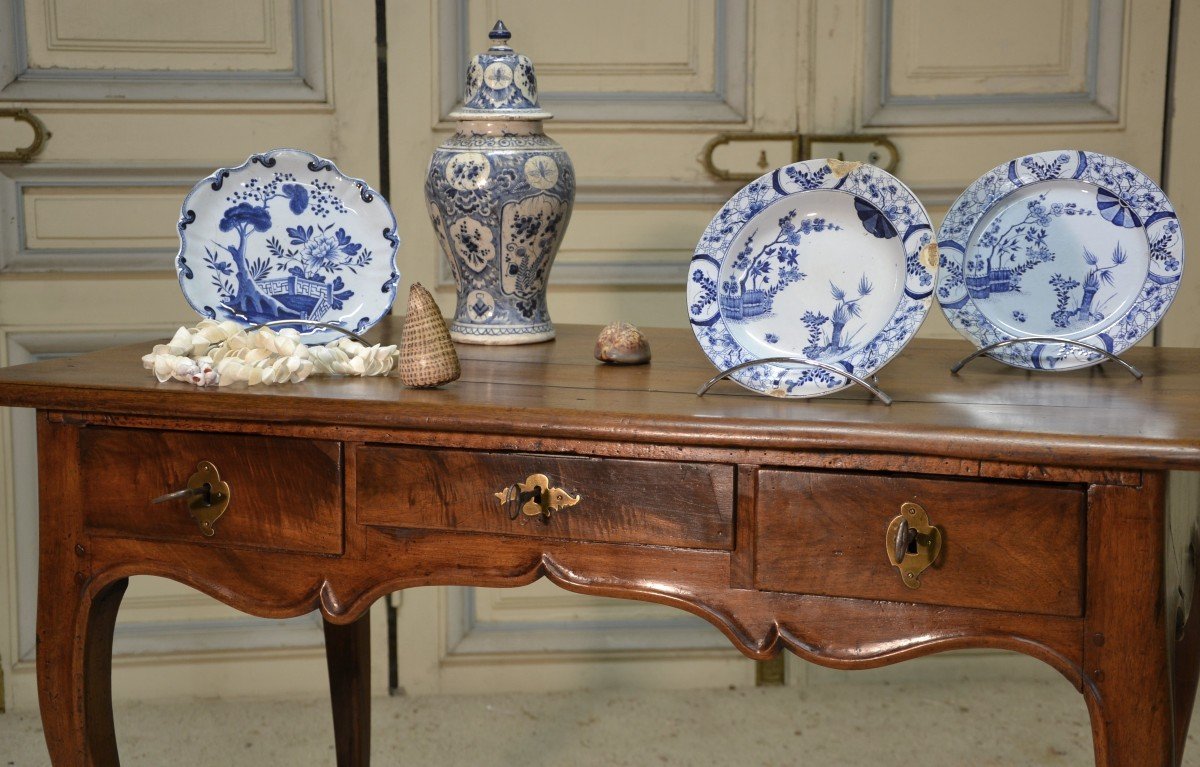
[
  {"left": 3, "top": 0, "right": 323, "bottom": 101},
  {"left": 389, "top": 0, "right": 1173, "bottom": 695},
  {"left": 867, "top": 0, "right": 1116, "bottom": 124},
  {"left": 22, "top": 0, "right": 298, "bottom": 73},
  {"left": 0, "top": 0, "right": 380, "bottom": 709},
  {"left": 407, "top": 0, "right": 800, "bottom": 330},
  {"left": 815, "top": 0, "right": 1168, "bottom": 341},
  {"left": 1161, "top": 0, "right": 1200, "bottom": 346},
  {"left": 391, "top": 0, "right": 798, "bottom": 693}
]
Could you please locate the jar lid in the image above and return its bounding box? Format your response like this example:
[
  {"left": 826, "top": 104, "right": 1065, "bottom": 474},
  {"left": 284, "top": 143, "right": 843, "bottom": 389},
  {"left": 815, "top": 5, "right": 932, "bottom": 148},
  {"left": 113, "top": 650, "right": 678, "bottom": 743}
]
[{"left": 448, "top": 20, "right": 552, "bottom": 121}]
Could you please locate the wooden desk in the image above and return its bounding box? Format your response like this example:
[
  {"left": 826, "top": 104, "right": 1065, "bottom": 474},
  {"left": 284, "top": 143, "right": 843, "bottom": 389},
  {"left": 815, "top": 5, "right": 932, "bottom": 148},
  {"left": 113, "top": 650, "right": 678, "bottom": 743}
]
[{"left": 1, "top": 322, "right": 1199, "bottom": 766}]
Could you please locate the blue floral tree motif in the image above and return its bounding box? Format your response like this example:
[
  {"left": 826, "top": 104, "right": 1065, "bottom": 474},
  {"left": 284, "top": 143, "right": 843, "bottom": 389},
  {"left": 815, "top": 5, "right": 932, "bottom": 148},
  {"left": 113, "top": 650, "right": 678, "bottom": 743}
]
[
  {"left": 689, "top": 268, "right": 718, "bottom": 317},
  {"left": 784, "top": 367, "right": 840, "bottom": 392},
  {"left": 1020, "top": 153, "right": 1070, "bottom": 181},
  {"left": 207, "top": 175, "right": 366, "bottom": 322},
  {"left": 211, "top": 199, "right": 298, "bottom": 319},
  {"left": 967, "top": 194, "right": 1093, "bottom": 298},
  {"left": 1150, "top": 219, "right": 1182, "bottom": 273},
  {"left": 1048, "top": 274, "right": 1082, "bottom": 328},
  {"left": 700, "top": 181, "right": 773, "bottom": 248},
  {"left": 501, "top": 195, "right": 566, "bottom": 318},
  {"left": 800, "top": 275, "right": 874, "bottom": 359},
  {"left": 1049, "top": 244, "right": 1127, "bottom": 328},
  {"left": 1090, "top": 154, "right": 1167, "bottom": 220},
  {"left": 270, "top": 223, "right": 367, "bottom": 280},
  {"left": 719, "top": 212, "right": 839, "bottom": 320},
  {"left": 937, "top": 253, "right": 964, "bottom": 301},
  {"left": 800, "top": 310, "right": 829, "bottom": 354},
  {"left": 450, "top": 158, "right": 488, "bottom": 188},
  {"left": 784, "top": 164, "right": 831, "bottom": 190}
]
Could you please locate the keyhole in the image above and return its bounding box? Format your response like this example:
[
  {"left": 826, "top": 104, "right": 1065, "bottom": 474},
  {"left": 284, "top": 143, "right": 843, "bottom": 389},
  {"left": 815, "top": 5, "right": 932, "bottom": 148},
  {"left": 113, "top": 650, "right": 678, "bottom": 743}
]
[
  {"left": 907, "top": 535, "right": 919, "bottom": 555},
  {"left": 756, "top": 150, "right": 768, "bottom": 170}
]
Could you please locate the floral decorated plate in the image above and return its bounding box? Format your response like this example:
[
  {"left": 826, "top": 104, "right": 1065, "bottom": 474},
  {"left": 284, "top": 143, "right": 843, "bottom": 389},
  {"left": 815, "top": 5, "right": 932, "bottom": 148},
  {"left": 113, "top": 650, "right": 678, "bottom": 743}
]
[
  {"left": 176, "top": 148, "right": 401, "bottom": 344},
  {"left": 687, "top": 159, "right": 937, "bottom": 397},
  {"left": 936, "top": 150, "right": 1183, "bottom": 370}
]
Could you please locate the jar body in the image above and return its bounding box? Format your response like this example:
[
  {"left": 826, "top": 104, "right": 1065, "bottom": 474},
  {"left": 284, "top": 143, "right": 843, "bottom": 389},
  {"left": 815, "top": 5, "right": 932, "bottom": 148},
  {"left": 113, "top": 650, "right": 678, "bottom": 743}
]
[{"left": 425, "top": 120, "right": 574, "bottom": 344}]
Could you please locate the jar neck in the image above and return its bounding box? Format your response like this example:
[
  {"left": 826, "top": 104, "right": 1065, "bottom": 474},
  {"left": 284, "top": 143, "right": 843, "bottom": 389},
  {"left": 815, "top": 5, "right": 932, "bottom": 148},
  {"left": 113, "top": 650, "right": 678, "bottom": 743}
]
[{"left": 454, "top": 120, "right": 543, "bottom": 137}]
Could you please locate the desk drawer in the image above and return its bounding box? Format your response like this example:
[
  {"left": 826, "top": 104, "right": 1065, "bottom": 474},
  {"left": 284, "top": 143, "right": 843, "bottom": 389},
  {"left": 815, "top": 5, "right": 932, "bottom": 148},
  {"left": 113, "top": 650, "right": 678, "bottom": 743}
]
[
  {"left": 754, "top": 470, "right": 1084, "bottom": 616},
  {"left": 80, "top": 427, "right": 343, "bottom": 554},
  {"left": 356, "top": 446, "right": 734, "bottom": 549}
]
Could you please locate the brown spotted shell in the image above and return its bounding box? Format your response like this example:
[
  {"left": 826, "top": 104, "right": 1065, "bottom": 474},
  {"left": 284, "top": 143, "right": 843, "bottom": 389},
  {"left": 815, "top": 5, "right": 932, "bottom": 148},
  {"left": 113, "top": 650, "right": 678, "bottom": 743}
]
[{"left": 399, "top": 283, "right": 461, "bottom": 387}]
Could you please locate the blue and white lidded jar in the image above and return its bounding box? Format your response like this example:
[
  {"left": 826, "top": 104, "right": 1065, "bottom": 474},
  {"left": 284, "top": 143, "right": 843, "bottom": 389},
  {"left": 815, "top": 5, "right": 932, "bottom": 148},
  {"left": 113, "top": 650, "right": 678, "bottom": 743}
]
[{"left": 425, "top": 20, "right": 575, "bottom": 345}]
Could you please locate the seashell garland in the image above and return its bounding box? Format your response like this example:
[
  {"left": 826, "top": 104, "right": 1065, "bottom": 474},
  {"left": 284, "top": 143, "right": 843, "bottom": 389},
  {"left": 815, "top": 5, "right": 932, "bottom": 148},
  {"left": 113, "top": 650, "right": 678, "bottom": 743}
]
[
  {"left": 399, "top": 282, "right": 461, "bottom": 388},
  {"left": 142, "top": 319, "right": 399, "bottom": 387}
]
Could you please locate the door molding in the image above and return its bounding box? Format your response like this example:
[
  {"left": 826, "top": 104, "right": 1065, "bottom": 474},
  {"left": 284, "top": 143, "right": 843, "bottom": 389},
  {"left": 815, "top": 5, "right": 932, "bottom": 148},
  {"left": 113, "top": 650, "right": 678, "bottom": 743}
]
[
  {"left": 0, "top": 0, "right": 327, "bottom": 102},
  {"left": 0, "top": 163, "right": 215, "bottom": 272},
  {"left": 442, "top": 586, "right": 732, "bottom": 660},
  {"left": 436, "top": 0, "right": 749, "bottom": 124},
  {"left": 862, "top": 0, "right": 1124, "bottom": 126}
]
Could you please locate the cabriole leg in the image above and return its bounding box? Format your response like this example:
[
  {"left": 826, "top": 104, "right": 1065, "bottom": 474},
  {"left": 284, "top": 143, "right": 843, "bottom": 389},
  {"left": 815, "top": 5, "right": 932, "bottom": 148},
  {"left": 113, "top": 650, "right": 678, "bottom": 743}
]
[
  {"left": 37, "top": 574, "right": 128, "bottom": 766},
  {"left": 324, "top": 610, "right": 371, "bottom": 766}
]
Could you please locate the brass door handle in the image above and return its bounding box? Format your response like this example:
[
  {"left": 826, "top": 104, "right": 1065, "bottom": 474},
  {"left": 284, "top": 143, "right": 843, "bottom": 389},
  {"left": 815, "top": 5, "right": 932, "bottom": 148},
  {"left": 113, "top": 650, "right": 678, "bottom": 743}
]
[
  {"left": 886, "top": 501, "right": 942, "bottom": 589},
  {"left": 494, "top": 473, "right": 580, "bottom": 524},
  {"left": 0, "top": 109, "right": 50, "bottom": 163},
  {"left": 700, "top": 132, "right": 898, "bottom": 181},
  {"left": 152, "top": 461, "right": 230, "bottom": 537}
]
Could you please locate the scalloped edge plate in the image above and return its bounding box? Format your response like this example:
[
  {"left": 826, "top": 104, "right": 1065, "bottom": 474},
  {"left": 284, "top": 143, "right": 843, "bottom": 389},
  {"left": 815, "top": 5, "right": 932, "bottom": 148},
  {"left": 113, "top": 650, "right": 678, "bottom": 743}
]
[{"left": 176, "top": 148, "right": 401, "bottom": 344}]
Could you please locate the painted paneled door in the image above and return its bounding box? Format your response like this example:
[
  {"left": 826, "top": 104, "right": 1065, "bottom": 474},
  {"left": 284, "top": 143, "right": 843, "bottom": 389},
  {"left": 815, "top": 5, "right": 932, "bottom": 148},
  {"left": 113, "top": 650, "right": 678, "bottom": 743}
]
[
  {"left": 388, "top": 0, "right": 1173, "bottom": 695},
  {"left": 0, "top": 0, "right": 384, "bottom": 709},
  {"left": 0, "top": 0, "right": 1176, "bottom": 707}
]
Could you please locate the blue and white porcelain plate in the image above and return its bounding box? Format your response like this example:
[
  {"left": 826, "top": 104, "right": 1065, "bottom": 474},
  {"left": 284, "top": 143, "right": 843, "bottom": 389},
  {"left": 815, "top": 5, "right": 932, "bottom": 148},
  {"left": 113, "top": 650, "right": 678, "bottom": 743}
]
[
  {"left": 687, "top": 159, "right": 936, "bottom": 397},
  {"left": 176, "top": 148, "right": 401, "bottom": 344},
  {"left": 937, "top": 150, "right": 1184, "bottom": 371}
]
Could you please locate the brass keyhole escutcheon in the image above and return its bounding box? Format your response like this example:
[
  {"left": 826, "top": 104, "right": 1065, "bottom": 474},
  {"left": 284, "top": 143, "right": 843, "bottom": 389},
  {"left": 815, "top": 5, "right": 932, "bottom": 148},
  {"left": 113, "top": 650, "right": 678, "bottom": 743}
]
[
  {"left": 494, "top": 473, "right": 580, "bottom": 524},
  {"left": 151, "top": 461, "right": 231, "bottom": 537},
  {"left": 886, "top": 501, "right": 943, "bottom": 589}
]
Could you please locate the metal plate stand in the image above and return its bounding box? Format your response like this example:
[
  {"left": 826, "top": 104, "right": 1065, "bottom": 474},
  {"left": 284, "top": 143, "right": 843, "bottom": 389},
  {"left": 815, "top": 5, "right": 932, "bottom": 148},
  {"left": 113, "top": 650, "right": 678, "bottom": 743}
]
[
  {"left": 950, "top": 336, "right": 1143, "bottom": 380},
  {"left": 697, "top": 356, "right": 893, "bottom": 405}
]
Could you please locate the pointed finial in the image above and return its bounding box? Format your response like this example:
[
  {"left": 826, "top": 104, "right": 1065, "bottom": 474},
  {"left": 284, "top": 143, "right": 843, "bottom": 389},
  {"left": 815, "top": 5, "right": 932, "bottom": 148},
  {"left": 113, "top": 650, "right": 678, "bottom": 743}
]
[
  {"left": 489, "top": 20, "right": 511, "bottom": 41},
  {"left": 488, "top": 20, "right": 512, "bottom": 51}
]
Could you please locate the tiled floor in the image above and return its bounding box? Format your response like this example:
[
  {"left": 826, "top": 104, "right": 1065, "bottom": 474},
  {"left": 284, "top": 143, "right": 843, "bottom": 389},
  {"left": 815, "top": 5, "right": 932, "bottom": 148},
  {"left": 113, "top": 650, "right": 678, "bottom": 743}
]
[{"left": 3, "top": 678, "right": 1197, "bottom": 766}]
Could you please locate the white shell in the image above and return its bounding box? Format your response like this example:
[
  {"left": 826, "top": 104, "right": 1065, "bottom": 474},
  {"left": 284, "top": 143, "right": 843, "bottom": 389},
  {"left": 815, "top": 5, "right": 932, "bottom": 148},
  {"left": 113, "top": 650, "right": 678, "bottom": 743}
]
[{"left": 142, "top": 319, "right": 399, "bottom": 387}]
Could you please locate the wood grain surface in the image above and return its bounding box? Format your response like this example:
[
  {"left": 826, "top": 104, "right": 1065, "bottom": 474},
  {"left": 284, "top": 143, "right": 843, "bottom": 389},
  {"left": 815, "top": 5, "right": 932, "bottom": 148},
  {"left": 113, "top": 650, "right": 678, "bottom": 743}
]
[
  {"left": 754, "top": 470, "right": 1085, "bottom": 616},
  {"left": 0, "top": 323, "right": 1197, "bottom": 471},
  {"left": 11, "top": 324, "right": 1200, "bottom": 767},
  {"left": 79, "top": 426, "right": 343, "bottom": 554},
  {"left": 357, "top": 446, "right": 734, "bottom": 549}
]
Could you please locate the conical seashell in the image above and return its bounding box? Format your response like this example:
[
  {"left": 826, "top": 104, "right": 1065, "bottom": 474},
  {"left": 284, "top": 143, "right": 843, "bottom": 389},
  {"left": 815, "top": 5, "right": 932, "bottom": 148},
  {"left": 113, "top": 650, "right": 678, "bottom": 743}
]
[{"left": 399, "top": 283, "right": 461, "bottom": 388}]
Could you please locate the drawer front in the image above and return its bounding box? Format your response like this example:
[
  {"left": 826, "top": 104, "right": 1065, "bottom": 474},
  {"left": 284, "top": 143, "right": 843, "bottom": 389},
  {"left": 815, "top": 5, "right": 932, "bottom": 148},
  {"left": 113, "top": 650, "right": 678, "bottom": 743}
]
[
  {"left": 80, "top": 427, "right": 343, "bottom": 554},
  {"left": 357, "top": 446, "right": 734, "bottom": 549},
  {"left": 754, "top": 470, "right": 1084, "bottom": 616}
]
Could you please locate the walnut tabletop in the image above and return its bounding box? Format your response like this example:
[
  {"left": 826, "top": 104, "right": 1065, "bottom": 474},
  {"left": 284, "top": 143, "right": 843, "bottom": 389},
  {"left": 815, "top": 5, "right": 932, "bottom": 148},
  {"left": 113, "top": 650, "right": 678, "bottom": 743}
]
[
  {"left": 0, "top": 322, "right": 1197, "bottom": 470},
  {"left": 2, "top": 321, "right": 1200, "bottom": 767}
]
